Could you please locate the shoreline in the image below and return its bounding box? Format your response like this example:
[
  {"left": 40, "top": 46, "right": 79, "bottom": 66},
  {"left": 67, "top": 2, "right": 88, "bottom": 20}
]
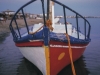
[{"left": 0, "top": 19, "right": 43, "bottom": 42}]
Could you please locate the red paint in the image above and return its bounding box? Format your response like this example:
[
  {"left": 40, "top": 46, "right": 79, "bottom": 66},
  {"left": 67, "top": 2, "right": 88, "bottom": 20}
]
[
  {"left": 15, "top": 41, "right": 44, "bottom": 47},
  {"left": 49, "top": 41, "right": 88, "bottom": 75}
]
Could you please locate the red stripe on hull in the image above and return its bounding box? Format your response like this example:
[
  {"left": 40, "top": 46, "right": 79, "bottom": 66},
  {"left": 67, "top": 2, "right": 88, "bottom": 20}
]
[
  {"left": 15, "top": 41, "right": 44, "bottom": 47},
  {"left": 49, "top": 41, "right": 88, "bottom": 75}
]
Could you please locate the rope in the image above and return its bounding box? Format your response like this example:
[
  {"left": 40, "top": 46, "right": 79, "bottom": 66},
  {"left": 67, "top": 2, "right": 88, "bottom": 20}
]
[
  {"left": 65, "top": 33, "right": 76, "bottom": 75},
  {"left": 29, "top": 19, "right": 53, "bottom": 35},
  {"left": 29, "top": 25, "right": 44, "bottom": 34},
  {"left": 46, "top": 19, "right": 53, "bottom": 31}
]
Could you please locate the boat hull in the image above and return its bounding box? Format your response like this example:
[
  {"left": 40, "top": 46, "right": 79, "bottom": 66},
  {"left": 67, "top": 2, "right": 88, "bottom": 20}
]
[
  {"left": 49, "top": 41, "right": 87, "bottom": 75},
  {"left": 16, "top": 40, "right": 88, "bottom": 75},
  {"left": 19, "top": 47, "right": 47, "bottom": 75}
]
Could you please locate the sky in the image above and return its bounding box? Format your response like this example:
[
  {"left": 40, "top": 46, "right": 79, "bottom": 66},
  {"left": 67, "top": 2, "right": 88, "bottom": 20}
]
[{"left": 0, "top": 0, "right": 100, "bottom": 16}]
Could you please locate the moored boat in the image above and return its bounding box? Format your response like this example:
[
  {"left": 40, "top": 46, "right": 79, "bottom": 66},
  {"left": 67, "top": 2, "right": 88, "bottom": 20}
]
[{"left": 9, "top": 0, "right": 91, "bottom": 75}]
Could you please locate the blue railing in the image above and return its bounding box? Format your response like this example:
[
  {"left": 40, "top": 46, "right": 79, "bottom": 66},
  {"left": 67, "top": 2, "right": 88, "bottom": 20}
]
[
  {"left": 9, "top": 0, "right": 91, "bottom": 42},
  {"left": 9, "top": 0, "right": 45, "bottom": 41},
  {"left": 51, "top": 0, "right": 91, "bottom": 40}
]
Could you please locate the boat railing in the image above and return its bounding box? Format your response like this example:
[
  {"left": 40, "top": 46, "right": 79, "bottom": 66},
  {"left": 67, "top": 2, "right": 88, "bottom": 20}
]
[
  {"left": 9, "top": 0, "right": 91, "bottom": 42},
  {"left": 9, "top": 0, "right": 45, "bottom": 41},
  {"left": 51, "top": 0, "right": 91, "bottom": 40}
]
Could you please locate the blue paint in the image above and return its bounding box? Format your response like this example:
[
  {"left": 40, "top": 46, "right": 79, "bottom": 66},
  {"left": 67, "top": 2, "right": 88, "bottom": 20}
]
[
  {"left": 43, "top": 27, "right": 50, "bottom": 46},
  {"left": 15, "top": 28, "right": 90, "bottom": 44}
]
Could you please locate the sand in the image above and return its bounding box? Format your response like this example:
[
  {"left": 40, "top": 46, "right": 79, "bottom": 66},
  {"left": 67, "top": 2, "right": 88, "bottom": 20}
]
[{"left": 0, "top": 19, "right": 43, "bottom": 42}]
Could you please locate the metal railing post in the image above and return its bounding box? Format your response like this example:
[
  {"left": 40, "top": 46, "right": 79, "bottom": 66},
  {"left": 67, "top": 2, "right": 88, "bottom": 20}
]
[
  {"left": 22, "top": 9, "right": 29, "bottom": 34},
  {"left": 76, "top": 14, "right": 79, "bottom": 39},
  {"left": 63, "top": 6, "right": 67, "bottom": 34},
  {"left": 84, "top": 20, "right": 86, "bottom": 40},
  {"left": 14, "top": 18, "right": 21, "bottom": 38},
  {"left": 41, "top": 0, "right": 46, "bottom": 26}
]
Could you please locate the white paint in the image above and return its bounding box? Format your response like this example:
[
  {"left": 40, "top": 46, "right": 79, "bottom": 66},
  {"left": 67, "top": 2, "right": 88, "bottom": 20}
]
[
  {"left": 50, "top": 44, "right": 87, "bottom": 48},
  {"left": 18, "top": 47, "right": 46, "bottom": 75},
  {"left": 52, "top": 23, "right": 73, "bottom": 35},
  {"left": 54, "top": 18, "right": 60, "bottom": 23},
  {"left": 30, "top": 23, "right": 85, "bottom": 40},
  {"left": 32, "top": 23, "right": 43, "bottom": 32},
  {"left": 52, "top": 2, "right": 55, "bottom": 28},
  {"left": 52, "top": 23, "right": 85, "bottom": 39},
  {"left": 66, "top": 23, "right": 72, "bottom": 35}
]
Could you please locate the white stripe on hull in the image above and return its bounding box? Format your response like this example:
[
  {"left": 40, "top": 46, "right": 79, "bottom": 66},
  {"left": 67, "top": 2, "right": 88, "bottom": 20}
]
[
  {"left": 18, "top": 47, "right": 46, "bottom": 75},
  {"left": 50, "top": 44, "right": 87, "bottom": 48}
]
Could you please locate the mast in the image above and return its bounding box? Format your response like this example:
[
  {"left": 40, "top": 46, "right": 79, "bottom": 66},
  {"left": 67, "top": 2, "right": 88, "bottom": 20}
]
[
  {"left": 47, "top": 0, "right": 55, "bottom": 28},
  {"left": 47, "top": 0, "right": 50, "bottom": 20},
  {"left": 51, "top": 1, "right": 55, "bottom": 28}
]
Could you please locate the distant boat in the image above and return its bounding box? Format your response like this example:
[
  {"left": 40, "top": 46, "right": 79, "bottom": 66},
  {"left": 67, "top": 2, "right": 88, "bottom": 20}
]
[{"left": 9, "top": 0, "right": 91, "bottom": 75}]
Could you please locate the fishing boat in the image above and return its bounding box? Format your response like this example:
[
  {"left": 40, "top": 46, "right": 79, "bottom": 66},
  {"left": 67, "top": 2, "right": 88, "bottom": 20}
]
[{"left": 9, "top": 0, "right": 91, "bottom": 75}]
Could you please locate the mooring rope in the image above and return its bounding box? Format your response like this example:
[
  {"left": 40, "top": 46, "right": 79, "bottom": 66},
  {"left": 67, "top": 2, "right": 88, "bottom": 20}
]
[
  {"left": 65, "top": 33, "right": 76, "bottom": 75},
  {"left": 46, "top": 19, "right": 53, "bottom": 31}
]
